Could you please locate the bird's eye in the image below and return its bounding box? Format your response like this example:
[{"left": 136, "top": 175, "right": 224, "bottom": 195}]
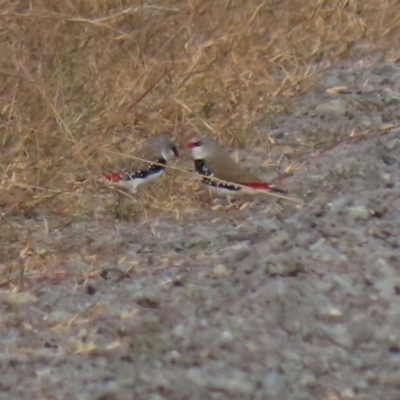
[{"left": 193, "top": 141, "right": 201, "bottom": 147}]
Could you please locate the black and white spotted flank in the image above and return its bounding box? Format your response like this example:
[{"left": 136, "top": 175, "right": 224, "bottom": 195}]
[{"left": 194, "top": 159, "right": 240, "bottom": 192}]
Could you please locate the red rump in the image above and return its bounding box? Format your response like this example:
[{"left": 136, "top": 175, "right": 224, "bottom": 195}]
[
  {"left": 102, "top": 172, "right": 122, "bottom": 183},
  {"left": 242, "top": 182, "right": 271, "bottom": 190}
]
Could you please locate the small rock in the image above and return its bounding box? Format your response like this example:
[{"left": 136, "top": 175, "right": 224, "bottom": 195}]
[
  {"left": 45, "top": 310, "right": 75, "bottom": 323},
  {"left": 367, "top": 74, "right": 385, "bottom": 84},
  {"left": 268, "top": 127, "right": 285, "bottom": 138},
  {"left": 292, "top": 392, "right": 317, "bottom": 400},
  {"left": 173, "top": 324, "right": 185, "bottom": 337},
  {"left": 185, "top": 237, "right": 211, "bottom": 249},
  {"left": 100, "top": 268, "right": 128, "bottom": 282},
  {"left": 165, "top": 350, "right": 181, "bottom": 362},
  {"left": 351, "top": 356, "right": 364, "bottom": 368},
  {"left": 299, "top": 373, "right": 317, "bottom": 386},
  {"left": 269, "top": 230, "right": 290, "bottom": 248},
  {"left": 322, "top": 74, "right": 343, "bottom": 88},
  {"left": 380, "top": 136, "right": 400, "bottom": 150},
  {"left": 341, "top": 388, "right": 355, "bottom": 399},
  {"left": 309, "top": 237, "right": 326, "bottom": 251},
  {"left": 222, "top": 242, "right": 250, "bottom": 263},
  {"left": 184, "top": 284, "right": 203, "bottom": 300},
  {"left": 315, "top": 99, "right": 347, "bottom": 116},
  {"left": 152, "top": 221, "right": 184, "bottom": 237},
  {"left": 311, "top": 242, "right": 345, "bottom": 262},
  {"left": 372, "top": 115, "right": 383, "bottom": 126},
  {"left": 282, "top": 350, "right": 301, "bottom": 362},
  {"left": 149, "top": 395, "right": 165, "bottom": 400},
  {"left": 212, "top": 264, "right": 230, "bottom": 277},
  {"left": 5, "top": 292, "right": 38, "bottom": 305},
  {"left": 348, "top": 206, "right": 371, "bottom": 221},
  {"left": 96, "top": 391, "right": 120, "bottom": 400},
  {"left": 315, "top": 279, "right": 334, "bottom": 293},
  {"left": 254, "top": 239, "right": 272, "bottom": 257},
  {"left": 325, "top": 390, "right": 340, "bottom": 400},
  {"left": 319, "top": 323, "right": 353, "bottom": 348},
  {"left": 319, "top": 307, "right": 344, "bottom": 322},
  {"left": 187, "top": 368, "right": 255, "bottom": 394},
  {"left": 127, "top": 243, "right": 144, "bottom": 254},
  {"left": 134, "top": 293, "right": 161, "bottom": 308},
  {"left": 219, "top": 330, "right": 234, "bottom": 344},
  {"left": 262, "top": 370, "right": 286, "bottom": 396},
  {"left": 360, "top": 117, "right": 372, "bottom": 128},
  {"left": 390, "top": 72, "right": 400, "bottom": 86},
  {"left": 373, "top": 279, "right": 395, "bottom": 299},
  {"left": 371, "top": 63, "right": 400, "bottom": 76},
  {"left": 332, "top": 158, "right": 359, "bottom": 175},
  {"left": 266, "top": 262, "right": 303, "bottom": 277},
  {"left": 0, "top": 371, "right": 18, "bottom": 391},
  {"left": 296, "top": 232, "right": 312, "bottom": 247},
  {"left": 331, "top": 275, "right": 356, "bottom": 294},
  {"left": 383, "top": 89, "right": 400, "bottom": 105},
  {"left": 66, "top": 260, "right": 89, "bottom": 273},
  {"left": 355, "top": 380, "right": 369, "bottom": 391},
  {"left": 86, "top": 285, "right": 97, "bottom": 295}
]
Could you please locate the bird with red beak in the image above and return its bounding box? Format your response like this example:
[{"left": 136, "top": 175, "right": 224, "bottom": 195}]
[
  {"left": 102, "top": 134, "right": 179, "bottom": 192},
  {"left": 187, "top": 137, "right": 284, "bottom": 196}
]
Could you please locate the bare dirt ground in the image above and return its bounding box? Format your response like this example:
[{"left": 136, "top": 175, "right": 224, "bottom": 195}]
[
  {"left": 2, "top": 1, "right": 400, "bottom": 400},
  {"left": 2, "top": 55, "right": 400, "bottom": 400}
]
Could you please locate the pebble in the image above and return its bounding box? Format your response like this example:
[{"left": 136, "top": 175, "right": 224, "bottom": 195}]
[
  {"left": 262, "top": 371, "right": 286, "bottom": 396},
  {"left": 319, "top": 306, "right": 344, "bottom": 321},
  {"left": 186, "top": 368, "right": 255, "bottom": 394},
  {"left": 315, "top": 99, "right": 347, "bottom": 116},
  {"left": 212, "top": 264, "right": 230, "bottom": 277},
  {"left": 5, "top": 292, "right": 38, "bottom": 305},
  {"left": 269, "top": 230, "right": 290, "bottom": 248},
  {"left": 319, "top": 323, "right": 353, "bottom": 348},
  {"left": 383, "top": 89, "right": 400, "bottom": 105},
  {"left": 299, "top": 373, "right": 317, "bottom": 386},
  {"left": 66, "top": 260, "right": 90, "bottom": 273},
  {"left": 222, "top": 242, "right": 250, "bottom": 263}
]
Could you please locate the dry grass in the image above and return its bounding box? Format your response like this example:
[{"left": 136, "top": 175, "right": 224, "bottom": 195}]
[{"left": 1, "top": 0, "right": 400, "bottom": 223}]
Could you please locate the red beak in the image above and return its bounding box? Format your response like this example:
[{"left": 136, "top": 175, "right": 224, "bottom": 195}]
[
  {"left": 171, "top": 146, "right": 179, "bottom": 157},
  {"left": 187, "top": 141, "right": 195, "bottom": 149}
]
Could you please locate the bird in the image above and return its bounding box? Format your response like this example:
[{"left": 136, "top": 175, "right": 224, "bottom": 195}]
[
  {"left": 102, "top": 134, "right": 179, "bottom": 192},
  {"left": 187, "top": 137, "right": 284, "bottom": 196}
]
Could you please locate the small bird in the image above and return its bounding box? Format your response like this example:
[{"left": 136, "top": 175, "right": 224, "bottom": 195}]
[
  {"left": 187, "top": 137, "right": 284, "bottom": 196},
  {"left": 102, "top": 134, "right": 179, "bottom": 192}
]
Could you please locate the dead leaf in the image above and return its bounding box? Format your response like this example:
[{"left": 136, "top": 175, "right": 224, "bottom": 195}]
[
  {"left": 5, "top": 292, "right": 38, "bottom": 305},
  {"left": 326, "top": 86, "right": 350, "bottom": 94}
]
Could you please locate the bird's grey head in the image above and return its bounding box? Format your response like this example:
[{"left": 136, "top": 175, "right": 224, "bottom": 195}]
[
  {"left": 187, "top": 137, "right": 222, "bottom": 160},
  {"left": 147, "top": 134, "right": 179, "bottom": 161}
]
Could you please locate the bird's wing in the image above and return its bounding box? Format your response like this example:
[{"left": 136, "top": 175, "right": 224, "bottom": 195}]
[
  {"left": 207, "top": 154, "right": 263, "bottom": 184},
  {"left": 131, "top": 144, "right": 165, "bottom": 169},
  {"left": 109, "top": 144, "right": 163, "bottom": 173}
]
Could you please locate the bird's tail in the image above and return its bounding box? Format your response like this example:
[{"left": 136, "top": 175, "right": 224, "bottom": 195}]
[{"left": 242, "top": 182, "right": 286, "bottom": 194}]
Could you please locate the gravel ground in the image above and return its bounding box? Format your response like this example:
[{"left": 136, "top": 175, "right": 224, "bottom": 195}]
[{"left": 1, "top": 57, "right": 400, "bottom": 400}]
